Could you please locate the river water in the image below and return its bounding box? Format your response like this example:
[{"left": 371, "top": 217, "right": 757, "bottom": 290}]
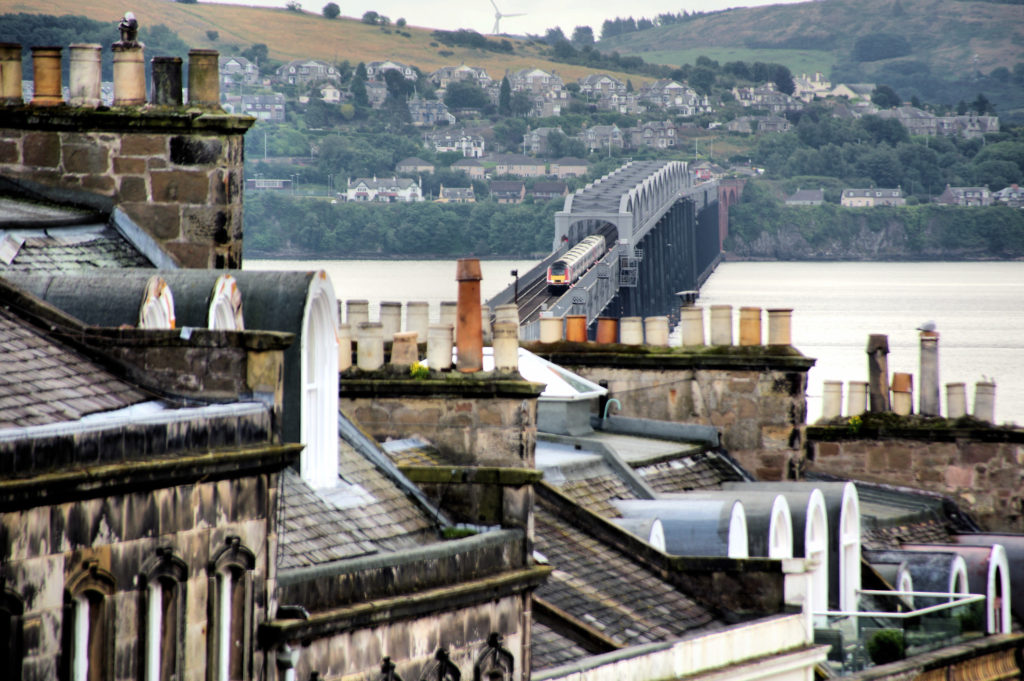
[{"left": 246, "top": 258, "right": 1024, "bottom": 426}]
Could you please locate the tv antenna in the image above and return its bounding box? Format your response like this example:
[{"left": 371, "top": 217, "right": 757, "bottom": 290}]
[{"left": 490, "top": 0, "right": 525, "bottom": 35}]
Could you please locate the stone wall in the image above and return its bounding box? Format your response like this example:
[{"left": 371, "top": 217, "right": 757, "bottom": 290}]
[
  {"left": 338, "top": 378, "right": 543, "bottom": 468},
  {"left": 528, "top": 346, "right": 814, "bottom": 481},
  {"left": 0, "top": 108, "right": 253, "bottom": 268},
  {"left": 2, "top": 469, "right": 284, "bottom": 681},
  {"left": 807, "top": 425, "right": 1024, "bottom": 532}
]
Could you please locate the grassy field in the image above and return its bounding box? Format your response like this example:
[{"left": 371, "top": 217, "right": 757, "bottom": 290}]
[{"left": 0, "top": 0, "right": 651, "bottom": 84}]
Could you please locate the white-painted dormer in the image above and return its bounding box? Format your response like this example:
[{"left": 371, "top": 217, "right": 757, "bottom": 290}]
[{"left": 300, "top": 271, "right": 339, "bottom": 488}]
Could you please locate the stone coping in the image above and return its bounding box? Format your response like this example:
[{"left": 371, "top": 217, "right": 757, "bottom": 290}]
[
  {"left": 843, "top": 633, "right": 1023, "bottom": 680},
  {"left": 262, "top": 565, "right": 552, "bottom": 643},
  {"left": 0, "top": 107, "right": 255, "bottom": 134},
  {"left": 525, "top": 341, "right": 815, "bottom": 371},
  {"left": 0, "top": 442, "right": 301, "bottom": 511},
  {"left": 807, "top": 418, "right": 1024, "bottom": 443},
  {"left": 338, "top": 376, "right": 545, "bottom": 399}
]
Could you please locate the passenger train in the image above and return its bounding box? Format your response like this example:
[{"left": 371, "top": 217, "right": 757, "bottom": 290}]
[{"left": 546, "top": 235, "right": 606, "bottom": 292}]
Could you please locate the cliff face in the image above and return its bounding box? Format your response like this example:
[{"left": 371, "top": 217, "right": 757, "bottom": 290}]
[{"left": 726, "top": 207, "right": 1024, "bottom": 261}]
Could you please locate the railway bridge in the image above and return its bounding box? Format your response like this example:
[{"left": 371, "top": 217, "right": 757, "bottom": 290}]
[{"left": 487, "top": 160, "right": 738, "bottom": 338}]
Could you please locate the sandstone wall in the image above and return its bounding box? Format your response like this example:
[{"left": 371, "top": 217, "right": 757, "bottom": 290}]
[
  {"left": 0, "top": 109, "right": 253, "bottom": 268},
  {"left": 807, "top": 431, "right": 1024, "bottom": 532}
]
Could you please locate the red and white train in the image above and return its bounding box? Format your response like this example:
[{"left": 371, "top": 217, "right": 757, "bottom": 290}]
[{"left": 546, "top": 235, "right": 606, "bottom": 291}]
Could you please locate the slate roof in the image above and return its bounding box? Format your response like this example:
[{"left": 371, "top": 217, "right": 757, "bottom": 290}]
[
  {"left": 634, "top": 450, "right": 749, "bottom": 494},
  {"left": 531, "top": 621, "right": 593, "bottom": 670},
  {"left": 533, "top": 498, "right": 720, "bottom": 655},
  {"left": 0, "top": 197, "right": 151, "bottom": 273},
  {"left": 278, "top": 431, "right": 439, "bottom": 570},
  {"left": 536, "top": 440, "right": 637, "bottom": 518},
  {"left": 0, "top": 305, "right": 146, "bottom": 429}
]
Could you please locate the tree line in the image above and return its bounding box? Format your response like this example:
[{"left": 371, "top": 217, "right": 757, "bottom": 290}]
[{"left": 243, "top": 192, "right": 561, "bottom": 257}]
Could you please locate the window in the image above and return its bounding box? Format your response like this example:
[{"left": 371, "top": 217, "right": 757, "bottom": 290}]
[
  {"left": 62, "top": 560, "right": 115, "bottom": 681},
  {"left": 208, "top": 538, "right": 255, "bottom": 681},
  {"left": 141, "top": 549, "right": 187, "bottom": 681},
  {"left": 0, "top": 588, "right": 24, "bottom": 679}
]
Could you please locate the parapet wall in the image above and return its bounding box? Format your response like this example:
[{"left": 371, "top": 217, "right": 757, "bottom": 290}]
[
  {"left": 0, "top": 108, "right": 252, "bottom": 268},
  {"left": 807, "top": 423, "right": 1024, "bottom": 532}
]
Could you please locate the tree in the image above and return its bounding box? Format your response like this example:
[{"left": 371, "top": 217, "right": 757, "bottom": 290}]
[
  {"left": 396, "top": 17, "right": 406, "bottom": 27},
  {"left": 971, "top": 93, "right": 993, "bottom": 114},
  {"left": 871, "top": 85, "right": 901, "bottom": 109},
  {"left": 361, "top": 10, "right": 380, "bottom": 24},
  {"left": 355, "top": 62, "right": 368, "bottom": 81},
  {"left": 350, "top": 77, "right": 369, "bottom": 107},
  {"left": 571, "top": 25, "right": 594, "bottom": 46},
  {"left": 498, "top": 77, "right": 512, "bottom": 116},
  {"left": 544, "top": 27, "right": 567, "bottom": 45},
  {"left": 322, "top": 2, "right": 340, "bottom": 18},
  {"left": 444, "top": 80, "right": 489, "bottom": 109},
  {"left": 206, "top": 30, "right": 219, "bottom": 41},
  {"left": 510, "top": 92, "right": 533, "bottom": 118},
  {"left": 689, "top": 67, "right": 715, "bottom": 95},
  {"left": 241, "top": 43, "right": 269, "bottom": 67}
]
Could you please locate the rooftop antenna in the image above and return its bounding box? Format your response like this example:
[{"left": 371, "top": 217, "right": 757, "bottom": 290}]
[{"left": 490, "top": 0, "right": 525, "bottom": 35}]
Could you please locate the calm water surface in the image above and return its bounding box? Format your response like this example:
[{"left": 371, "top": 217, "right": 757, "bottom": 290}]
[{"left": 246, "top": 258, "right": 1024, "bottom": 425}]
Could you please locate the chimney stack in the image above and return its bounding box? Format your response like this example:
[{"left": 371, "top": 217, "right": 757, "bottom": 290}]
[
  {"left": 867, "top": 334, "right": 891, "bottom": 412},
  {"left": 30, "top": 46, "right": 63, "bottom": 106},
  {"left": 918, "top": 328, "right": 940, "bottom": 416},
  {"left": 455, "top": 258, "right": 483, "bottom": 372},
  {"left": 0, "top": 43, "right": 22, "bottom": 105}
]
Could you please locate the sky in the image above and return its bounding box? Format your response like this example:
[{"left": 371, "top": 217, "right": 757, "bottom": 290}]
[{"left": 210, "top": 0, "right": 808, "bottom": 38}]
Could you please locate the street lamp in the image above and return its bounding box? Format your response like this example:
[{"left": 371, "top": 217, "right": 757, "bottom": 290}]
[{"left": 511, "top": 269, "right": 519, "bottom": 304}]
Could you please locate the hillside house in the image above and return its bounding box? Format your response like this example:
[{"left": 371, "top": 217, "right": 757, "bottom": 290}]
[
  {"left": 222, "top": 92, "right": 286, "bottom": 121},
  {"left": 424, "top": 129, "right": 486, "bottom": 157},
  {"left": 733, "top": 83, "right": 803, "bottom": 114},
  {"left": 219, "top": 55, "right": 260, "bottom": 88},
  {"left": 490, "top": 180, "right": 526, "bottom": 203},
  {"left": 726, "top": 115, "right": 791, "bottom": 134},
  {"left": 366, "top": 59, "right": 418, "bottom": 82},
  {"left": 877, "top": 105, "right": 938, "bottom": 136},
  {"left": 580, "top": 124, "right": 624, "bottom": 153},
  {"left": 529, "top": 181, "right": 568, "bottom": 201},
  {"left": 319, "top": 83, "right": 342, "bottom": 103},
  {"left": 550, "top": 157, "right": 589, "bottom": 178},
  {"left": 451, "top": 157, "right": 487, "bottom": 180},
  {"left": 346, "top": 176, "right": 424, "bottom": 202},
  {"left": 578, "top": 73, "right": 626, "bottom": 99},
  {"left": 430, "top": 64, "right": 492, "bottom": 89},
  {"left": 364, "top": 80, "right": 388, "bottom": 108},
  {"left": 830, "top": 83, "right": 876, "bottom": 101},
  {"left": 935, "top": 185, "right": 993, "bottom": 206},
  {"left": 275, "top": 59, "right": 338, "bottom": 85},
  {"left": 994, "top": 184, "right": 1024, "bottom": 208},
  {"left": 489, "top": 153, "right": 546, "bottom": 177},
  {"left": 639, "top": 80, "right": 707, "bottom": 115},
  {"left": 785, "top": 188, "right": 825, "bottom": 206},
  {"left": 396, "top": 157, "right": 436, "bottom": 175},
  {"left": 523, "top": 127, "right": 563, "bottom": 155},
  {"left": 507, "top": 68, "right": 563, "bottom": 94},
  {"left": 628, "top": 120, "right": 678, "bottom": 149},
  {"left": 436, "top": 184, "right": 475, "bottom": 203},
  {"left": 841, "top": 187, "right": 906, "bottom": 207},
  {"left": 792, "top": 72, "right": 831, "bottom": 102},
  {"left": 408, "top": 97, "right": 456, "bottom": 126}
]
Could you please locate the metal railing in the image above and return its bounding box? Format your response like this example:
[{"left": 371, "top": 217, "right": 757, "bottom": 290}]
[{"left": 813, "top": 590, "right": 987, "bottom": 676}]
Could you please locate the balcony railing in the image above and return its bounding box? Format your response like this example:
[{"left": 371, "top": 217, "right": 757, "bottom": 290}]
[{"left": 813, "top": 590, "right": 987, "bottom": 675}]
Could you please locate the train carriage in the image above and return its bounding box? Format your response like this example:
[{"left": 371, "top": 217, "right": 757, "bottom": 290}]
[{"left": 547, "top": 235, "right": 605, "bottom": 292}]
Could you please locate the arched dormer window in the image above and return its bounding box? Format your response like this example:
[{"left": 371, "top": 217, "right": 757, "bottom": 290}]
[
  {"left": 208, "top": 538, "right": 255, "bottom": 681},
  {"left": 140, "top": 548, "right": 188, "bottom": 681},
  {"left": 473, "top": 634, "right": 513, "bottom": 681},
  {"left": 300, "top": 273, "right": 339, "bottom": 489},
  {"left": 62, "top": 559, "right": 116, "bottom": 681},
  {"left": 419, "top": 648, "right": 460, "bottom": 681},
  {"left": 0, "top": 585, "right": 24, "bottom": 679}
]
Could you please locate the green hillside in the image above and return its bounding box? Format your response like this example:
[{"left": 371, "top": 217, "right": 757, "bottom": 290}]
[{"left": 598, "top": 0, "right": 1024, "bottom": 117}]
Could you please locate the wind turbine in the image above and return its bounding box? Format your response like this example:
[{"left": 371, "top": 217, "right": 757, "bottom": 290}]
[{"left": 490, "top": 0, "right": 526, "bottom": 35}]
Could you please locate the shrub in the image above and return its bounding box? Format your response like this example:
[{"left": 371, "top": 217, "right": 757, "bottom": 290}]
[{"left": 866, "top": 629, "right": 905, "bottom": 665}]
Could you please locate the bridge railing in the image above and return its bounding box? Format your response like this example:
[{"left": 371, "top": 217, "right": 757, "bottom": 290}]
[
  {"left": 485, "top": 247, "right": 566, "bottom": 311},
  {"left": 547, "top": 243, "right": 622, "bottom": 322}
]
